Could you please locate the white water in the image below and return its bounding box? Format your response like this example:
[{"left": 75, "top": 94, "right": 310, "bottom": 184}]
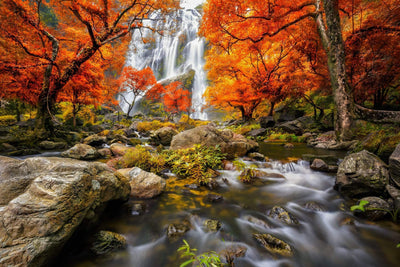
[{"left": 122, "top": 1, "right": 208, "bottom": 120}]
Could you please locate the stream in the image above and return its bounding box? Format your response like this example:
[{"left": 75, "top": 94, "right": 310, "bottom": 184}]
[{"left": 60, "top": 143, "right": 400, "bottom": 267}]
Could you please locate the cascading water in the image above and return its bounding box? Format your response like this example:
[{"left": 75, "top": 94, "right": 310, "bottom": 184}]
[{"left": 121, "top": 0, "right": 208, "bottom": 120}]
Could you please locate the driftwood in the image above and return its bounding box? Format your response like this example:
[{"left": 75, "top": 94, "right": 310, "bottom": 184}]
[{"left": 355, "top": 104, "right": 400, "bottom": 123}]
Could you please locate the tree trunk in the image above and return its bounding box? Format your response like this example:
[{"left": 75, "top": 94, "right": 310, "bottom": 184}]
[
  {"left": 316, "top": 0, "right": 354, "bottom": 141},
  {"left": 72, "top": 103, "right": 77, "bottom": 127},
  {"left": 268, "top": 101, "right": 275, "bottom": 116}
]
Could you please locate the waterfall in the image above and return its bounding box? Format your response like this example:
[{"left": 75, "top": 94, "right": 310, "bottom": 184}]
[{"left": 122, "top": 0, "right": 208, "bottom": 120}]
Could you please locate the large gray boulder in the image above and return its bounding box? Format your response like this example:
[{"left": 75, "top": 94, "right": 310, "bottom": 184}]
[
  {"left": 61, "top": 144, "right": 99, "bottom": 160},
  {"left": 389, "top": 143, "right": 400, "bottom": 187},
  {"left": 117, "top": 167, "right": 166, "bottom": 199},
  {"left": 149, "top": 126, "right": 178, "bottom": 146},
  {"left": 83, "top": 134, "right": 107, "bottom": 147},
  {"left": 0, "top": 157, "right": 130, "bottom": 267},
  {"left": 335, "top": 150, "right": 389, "bottom": 198},
  {"left": 170, "top": 125, "right": 258, "bottom": 159}
]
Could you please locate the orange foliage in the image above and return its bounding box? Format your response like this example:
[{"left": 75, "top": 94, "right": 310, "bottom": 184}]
[{"left": 163, "top": 81, "right": 191, "bottom": 117}]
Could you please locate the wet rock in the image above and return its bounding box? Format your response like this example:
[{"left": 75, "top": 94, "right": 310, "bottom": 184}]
[
  {"left": 239, "top": 169, "right": 270, "bottom": 184},
  {"left": 205, "top": 178, "right": 220, "bottom": 190},
  {"left": 206, "top": 193, "right": 224, "bottom": 203},
  {"left": 284, "top": 143, "right": 294, "bottom": 149},
  {"left": 91, "top": 230, "right": 127, "bottom": 255},
  {"left": 248, "top": 152, "right": 266, "bottom": 161},
  {"left": 149, "top": 126, "right": 179, "bottom": 146},
  {"left": 243, "top": 215, "right": 271, "bottom": 229},
  {"left": 253, "top": 233, "right": 293, "bottom": 257},
  {"left": 386, "top": 185, "right": 400, "bottom": 211},
  {"left": 0, "top": 142, "right": 16, "bottom": 152},
  {"left": 61, "top": 144, "right": 99, "bottom": 160},
  {"left": 220, "top": 245, "right": 247, "bottom": 264},
  {"left": 204, "top": 219, "right": 222, "bottom": 232},
  {"left": 353, "top": 197, "right": 390, "bottom": 221},
  {"left": 0, "top": 157, "right": 130, "bottom": 266},
  {"left": 98, "top": 148, "right": 112, "bottom": 158},
  {"left": 267, "top": 206, "right": 299, "bottom": 225},
  {"left": 277, "top": 121, "right": 304, "bottom": 135},
  {"left": 302, "top": 154, "right": 339, "bottom": 166},
  {"left": 167, "top": 221, "right": 191, "bottom": 240},
  {"left": 389, "top": 143, "right": 400, "bottom": 187},
  {"left": 131, "top": 203, "right": 145, "bottom": 215},
  {"left": 310, "top": 159, "right": 337, "bottom": 173},
  {"left": 260, "top": 116, "right": 275, "bottom": 128},
  {"left": 335, "top": 150, "right": 389, "bottom": 198},
  {"left": 304, "top": 202, "right": 326, "bottom": 212},
  {"left": 38, "top": 140, "right": 67, "bottom": 150},
  {"left": 109, "top": 134, "right": 131, "bottom": 145},
  {"left": 170, "top": 125, "right": 258, "bottom": 159},
  {"left": 83, "top": 134, "right": 107, "bottom": 147},
  {"left": 7, "top": 149, "right": 40, "bottom": 157},
  {"left": 110, "top": 143, "right": 131, "bottom": 157},
  {"left": 117, "top": 167, "right": 166, "bottom": 199},
  {"left": 247, "top": 128, "right": 267, "bottom": 138}
]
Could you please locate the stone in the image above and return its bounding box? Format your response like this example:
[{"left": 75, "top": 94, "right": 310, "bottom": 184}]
[
  {"left": 149, "top": 126, "right": 179, "bottom": 146},
  {"left": 267, "top": 206, "right": 299, "bottom": 225},
  {"left": 246, "top": 128, "right": 267, "bottom": 137},
  {"left": 7, "top": 149, "right": 40, "bottom": 157},
  {"left": 117, "top": 167, "right": 166, "bottom": 199},
  {"left": 353, "top": 197, "right": 390, "bottom": 221},
  {"left": 253, "top": 233, "right": 293, "bottom": 257},
  {"left": 98, "top": 148, "right": 112, "bottom": 158},
  {"left": 109, "top": 134, "right": 131, "bottom": 145},
  {"left": 386, "top": 185, "right": 400, "bottom": 211},
  {"left": 204, "top": 219, "right": 222, "bottom": 232},
  {"left": 302, "top": 154, "right": 339, "bottom": 166},
  {"left": 310, "top": 159, "right": 336, "bottom": 173},
  {"left": 284, "top": 143, "right": 294, "bottom": 149},
  {"left": 308, "top": 131, "right": 336, "bottom": 148},
  {"left": 0, "top": 157, "right": 130, "bottom": 267},
  {"left": 389, "top": 143, "right": 400, "bottom": 187},
  {"left": 206, "top": 193, "right": 223, "bottom": 203},
  {"left": 335, "top": 150, "right": 390, "bottom": 198},
  {"left": 243, "top": 215, "right": 271, "bottom": 229},
  {"left": 83, "top": 134, "right": 107, "bottom": 147},
  {"left": 38, "top": 140, "right": 67, "bottom": 150},
  {"left": 239, "top": 169, "right": 270, "bottom": 184},
  {"left": 0, "top": 143, "right": 16, "bottom": 152},
  {"left": 260, "top": 116, "right": 275, "bottom": 128},
  {"left": 304, "top": 202, "right": 326, "bottom": 212},
  {"left": 110, "top": 143, "right": 132, "bottom": 157},
  {"left": 61, "top": 144, "right": 100, "bottom": 160},
  {"left": 248, "top": 152, "right": 266, "bottom": 161},
  {"left": 90, "top": 230, "right": 127, "bottom": 255},
  {"left": 167, "top": 221, "right": 191, "bottom": 240},
  {"left": 170, "top": 125, "right": 258, "bottom": 159}
]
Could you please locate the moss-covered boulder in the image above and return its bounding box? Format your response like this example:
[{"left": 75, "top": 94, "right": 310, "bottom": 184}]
[
  {"left": 253, "top": 233, "right": 293, "bottom": 257},
  {"left": 90, "top": 230, "right": 127, "bottom": 255},
  {"left": 204, "top": 219, "right": 222, "bottom": 232},
  {"left": 267, "top": 206, "right": 299, "bottom": 225},
  {"left": 353, "top": 197, "right": 390, "bottom": 221},
  {"left": 389, "top": 143, "right": 400, "bottom": 187},
  {"left": 335, "top": 150, "right": 389, "bottom": 198},
  {"left": 61, "top": 144, "right": 100, "bottom": 160},
  {"left": 149, "top": 126, "right": 178, "bottom": 146}
]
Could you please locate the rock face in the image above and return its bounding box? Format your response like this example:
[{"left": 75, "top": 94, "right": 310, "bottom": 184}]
[
  {"left": 61, "top": 144, "right": 99, "bottom": 160},
  {"left": 335, "top": 150, "right": 389, "bottom": 198},
  {"left": 253, "top": 233, "right": 293, "bottom": 257},
  {"left": 0, "top": 157, "right": 130, "bottom": 267},
  {"left": 353, "top": 197, "right": 390, "bottom": 221},
  {"left": 149, "top": 126, "right": 178, "bottom": 146},
  {"left": 117, "top": 167, "right": 166, "bottom": 199},
  {"left": 267, "top": 206, "right": 299, "bottom": 225},
  {"left": 90, "top": 230, "right": 127, "bottom": 255},
  {"left": 389, "top": 143, "right": 400, "bottom": 187},
  {"left": 246, "top": 128, "right": 267, "bottom": 138},
  {"left": 83, "top": 134, "right": 107, "bottom": 147},
  {"left": 170, "top": 125, "right": 258, "bottom": 159}
]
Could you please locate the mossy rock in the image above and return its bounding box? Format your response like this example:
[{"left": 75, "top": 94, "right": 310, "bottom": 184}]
[
  {"left": 355, "top": 130, "right": 400, "bottom": 162},
  {"left": 91, "top": 230, "right": 127, "bottom": 255},
  {"left": 253, "top": 233, "right": 293, "bottom": 257}
]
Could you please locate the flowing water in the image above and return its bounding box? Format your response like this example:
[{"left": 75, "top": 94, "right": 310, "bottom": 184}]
[
  {"left": 61, "top": 143, "right": 400, "bottom": 267},
  {"left": 121, "top": 2, "right": 208, "bottom": 120}
]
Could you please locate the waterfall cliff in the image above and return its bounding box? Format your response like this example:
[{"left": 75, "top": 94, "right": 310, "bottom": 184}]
[{"left": 122, "top": 1, "right": 207, "bottom": 120}]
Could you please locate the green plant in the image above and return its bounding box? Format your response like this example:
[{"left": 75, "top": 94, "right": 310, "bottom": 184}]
[
  {"left": 351, "top": 200, "right": 399, "bottom": 222},
  {"left": 232, "top": 159, "right": 246, "bottom": 171},
  {"left": 237, "top": 165, "right": 258, "bottom": 183},
  {"left": 164, "top": 145, "right": 225, "bottom": 184},
  {"left": 121, "top": 146, "right": 166, "bottom": 174},
  {"left": 178, "top": 239, "right": 224, "bottom": 267},
  {"left": 397, "top": 243, "right": 400, "bottom": 248}
]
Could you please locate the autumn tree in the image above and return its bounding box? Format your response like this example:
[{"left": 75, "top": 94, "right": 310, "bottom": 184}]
[
  {"left": 118, "top": 66, "right": 164, "bottom": 118},
  {"left": 163, "top": 81, "right": 191, "bottom": 119},
  {"left": 0, "top": 0, "right": 179, "bottom": 132},
  {"left": 201, "top": 0, "right": 354, "bottom": 140}
]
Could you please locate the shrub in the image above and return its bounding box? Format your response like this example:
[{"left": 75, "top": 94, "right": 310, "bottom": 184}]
[
  {"left": 121, "top": 145, "right": 166, "bottom": 174},
  {"left": 164, "top": 145, "right": 225, "bottom": 184},
  {"left": 0, "top": 115, "right": 17, "bottom": 126},
  {"left": 227, "top": 123, "right": 260, "bottom": 135},
  {"left": 137, "top": 120, "right": 176, "bottom": 132}
]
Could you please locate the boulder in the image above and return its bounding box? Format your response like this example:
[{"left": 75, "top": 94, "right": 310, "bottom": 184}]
[
  {"left": 98, "top": 148, "right": 112, "bottom": 158},
  {"left": 242, "top": 215, "right": 271, "bottom": 229},
  {"left": 308, "top": 131, "right": 336, "bottom": 148},
  {"left": 61, "top": 144, "right": 99, "bottom": 160},
  {"left": 246, "top": 128, "right": 267, "bottom": 138},
  {"left": 248, "top": 152, "right": 266, "bottom": 161},
  {"left": 302, "top": 154, "right": 339, "bottom": 166},
  {"left": 117, "top": 167, "right": 166, "bottom": 199},
  {"left": 170, "top": 125, "right": 258, "bottom": 159},
  {"left": 7, "top": 149, "right": 40, "bottom": 157},
  {"left": 335, "top": 150, "right": 390, "bottom": 198},
  {"left": 260, "top": 116, "right": 275, "bottom": 128},
  {"left": 284, "top": 143, "right": 294, "bottom": 149},
  {"left": 0, "top": 157, "right": 130, "bottom": 267},
  {"left": 149, "top": 126, "right": 178, "bottom": 146},
  {"left": 267, "top": 206, "right": 299, "bottom": 225},
  {"left": 239, "top": 169, "right": 270, "bottom": 184},
  {"left": 206, "top": 193, "right": 223, "bottom": 203},
  {"left": 310, "top": 159, "right": 337, "bottom": 173},
  {"left": 204, "top": 219, "right": 222, "bottom": 232},
  {"left": 39, "top": 141, "right": 67, "bottom": 150},
  {"left": 83, "top": 134, "right": 107, "bottom": 147},
  {"left": 90, "top": 230, "right": 127, "bottom": 255},
  {"left": 386, "top": 185, "right": 400, "bottom": 211},
  {"left": 389, "top": 143, "right": 400, "bottom": 187},
  {"left": 353, "top": 197, "right": 390, "bottom": 221},
  {"left": 167, "top": 220, "right": 191, "bottom": 240},
  {"left": 110, "top": 143, "right": 131, "bottom": 157},
  {"left": 0, "top": 143, "right": 16, "bottom": 152},
  {"left": 253, "top": 233, "right": 293, "bottom": 257},
  {"left": 277, "top": 121, "right": 303, "bottom": 135}
]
